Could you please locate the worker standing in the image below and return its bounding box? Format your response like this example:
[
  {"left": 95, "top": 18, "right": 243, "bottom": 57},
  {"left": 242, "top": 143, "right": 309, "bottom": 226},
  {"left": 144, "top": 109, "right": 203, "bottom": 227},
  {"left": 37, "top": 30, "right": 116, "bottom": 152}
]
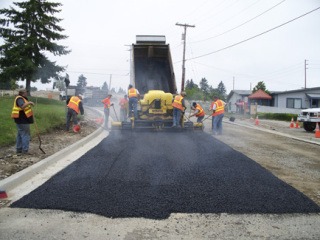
[
  {"left": 189, "top": 102, "right": 205, "bottom": 123},
  {"left": 101, "top": 94, "right": 113, "bottom": 129},
  {"left": 11, "top": 89, "right": 34, "bottom": 155},
  {"left": 209, "top": 96, "right": 226, "bottom": 135},
  {"left": 172, "top": 91, "right": 186, "bottom": 128},
  {"left": 119, "top": 94, "right": 128, "bottom": 121},
  {"left": 128, "top": 84, "right": 140, "bottom": 119},
  {"left": 66, "top": 95, "right": 84, "bottom": 132}
]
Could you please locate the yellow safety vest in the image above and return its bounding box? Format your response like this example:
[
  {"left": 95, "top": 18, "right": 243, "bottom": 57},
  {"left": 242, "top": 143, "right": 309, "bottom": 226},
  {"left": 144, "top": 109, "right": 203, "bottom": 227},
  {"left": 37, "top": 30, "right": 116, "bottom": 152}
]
[{"left": 11, "top": 96, "right": 33, "bottom": 119}]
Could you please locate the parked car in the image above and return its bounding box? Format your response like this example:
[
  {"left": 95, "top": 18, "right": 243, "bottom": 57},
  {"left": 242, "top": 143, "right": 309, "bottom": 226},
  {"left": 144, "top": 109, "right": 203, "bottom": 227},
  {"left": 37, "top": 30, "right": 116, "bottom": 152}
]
[{"left": 297, "top": 108, "right": 320, "bottom": 132}]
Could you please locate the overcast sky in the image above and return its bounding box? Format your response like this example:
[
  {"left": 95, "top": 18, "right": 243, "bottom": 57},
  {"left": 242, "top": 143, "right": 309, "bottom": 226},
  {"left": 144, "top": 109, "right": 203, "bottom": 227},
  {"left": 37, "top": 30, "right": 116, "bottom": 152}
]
[{"left": 1, "top": 0, "right": 320, "bottom": 94}]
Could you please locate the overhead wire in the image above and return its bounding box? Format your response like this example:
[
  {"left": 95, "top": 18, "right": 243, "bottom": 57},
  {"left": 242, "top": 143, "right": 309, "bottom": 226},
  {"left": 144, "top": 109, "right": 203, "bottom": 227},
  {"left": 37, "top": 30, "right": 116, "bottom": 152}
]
[
  {"left": 186, "top": 6, "right": 320, "bottom": 61},
  {"left": 191, "top": 0, "right": 286, "bottom": 44}
]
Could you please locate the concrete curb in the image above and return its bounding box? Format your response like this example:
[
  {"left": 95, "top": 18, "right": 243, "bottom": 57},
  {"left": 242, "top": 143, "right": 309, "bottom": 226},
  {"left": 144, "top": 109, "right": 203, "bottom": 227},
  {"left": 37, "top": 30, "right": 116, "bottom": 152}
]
[
  {"left": 223, "top": 119, "right": 320, "bottom": 146},
  {"left": 0, "top": 106, "right": 106, "bottom": 192}
]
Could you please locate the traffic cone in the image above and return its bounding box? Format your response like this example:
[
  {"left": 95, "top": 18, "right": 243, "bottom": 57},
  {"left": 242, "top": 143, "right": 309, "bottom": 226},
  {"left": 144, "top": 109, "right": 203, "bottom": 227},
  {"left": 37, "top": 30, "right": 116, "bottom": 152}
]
[
  {"left": 255, "top": 115, "right": 259, "bottom": 126},
  {"left": 295, "top": 120, "right": 300, "bottom": 128},
  {"left": 0, "top": 189, "right": 8, "bottom": 199},
  {"left": 315, "top": 123, "right": 320, "bottom": 138},
  {"left": 289, "top": 117, "right": 294, "bottom": 128}
]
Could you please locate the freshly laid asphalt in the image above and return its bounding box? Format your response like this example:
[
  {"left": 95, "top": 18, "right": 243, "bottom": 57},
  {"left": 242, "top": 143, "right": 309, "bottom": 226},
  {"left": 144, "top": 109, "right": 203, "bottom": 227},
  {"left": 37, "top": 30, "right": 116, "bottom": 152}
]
[{"left": 11, "top": 131, "right": 320, "bottom": 219}]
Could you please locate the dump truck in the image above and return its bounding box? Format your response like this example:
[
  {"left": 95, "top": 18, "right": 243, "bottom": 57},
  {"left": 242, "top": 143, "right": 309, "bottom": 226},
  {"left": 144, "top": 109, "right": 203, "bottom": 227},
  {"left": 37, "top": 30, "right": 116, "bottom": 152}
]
[
  {"left": 297, "top": 108, "right": 320, "bottom": 132},
  {"left": 112, "top": 35, "right": 200, "bottom": 131}
]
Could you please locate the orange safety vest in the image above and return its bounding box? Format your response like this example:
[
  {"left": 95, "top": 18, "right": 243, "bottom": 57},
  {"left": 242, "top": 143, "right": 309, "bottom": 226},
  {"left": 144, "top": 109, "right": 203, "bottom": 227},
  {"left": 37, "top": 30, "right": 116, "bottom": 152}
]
[
  {"left": 195, "top": 104, "right": 205, "bottom": 117},
  {"left": 67, "top": 96, "right": 81, "bottom": 114},
  {"left": 11, "top": 96, "right": 33, "bottom": 119},
  {"left": 119, "top": 98, "right": 128, "bottom": 109},
  {"left": 128, "top": 88, "right": 138, "bottom": 98},
  {"left": 211, "top": 99, "right": 225, "bottom": 116},
  {"left": 172, "top": 95, "right": 184, "bottom": 111},
  {"left": 102, "top": 97, "right": 111, "bottom": 109}
]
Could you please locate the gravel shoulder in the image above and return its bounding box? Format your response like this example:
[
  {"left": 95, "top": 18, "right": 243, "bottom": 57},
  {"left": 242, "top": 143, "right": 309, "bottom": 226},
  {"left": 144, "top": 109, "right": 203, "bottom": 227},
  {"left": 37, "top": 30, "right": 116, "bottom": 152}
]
[{"left": 1, "top": 112, "right": 320, "bottom": 240}]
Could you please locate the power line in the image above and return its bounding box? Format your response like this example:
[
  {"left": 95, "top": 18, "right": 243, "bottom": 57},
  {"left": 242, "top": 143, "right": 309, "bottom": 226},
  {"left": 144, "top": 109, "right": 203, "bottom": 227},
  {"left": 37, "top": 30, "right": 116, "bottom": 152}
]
[
  {"left": 187, "top": 6, "right": 320, "bottom": 61},
  {"left": 191, "top": 0, "right": 286, "bottom": 44}
]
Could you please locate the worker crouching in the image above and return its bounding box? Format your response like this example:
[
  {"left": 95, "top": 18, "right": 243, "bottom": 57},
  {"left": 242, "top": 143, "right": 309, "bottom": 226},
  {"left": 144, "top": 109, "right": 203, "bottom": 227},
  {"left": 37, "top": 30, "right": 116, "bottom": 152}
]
[{"left": 66, "top": 95, "right": 84, "bottom": 132}]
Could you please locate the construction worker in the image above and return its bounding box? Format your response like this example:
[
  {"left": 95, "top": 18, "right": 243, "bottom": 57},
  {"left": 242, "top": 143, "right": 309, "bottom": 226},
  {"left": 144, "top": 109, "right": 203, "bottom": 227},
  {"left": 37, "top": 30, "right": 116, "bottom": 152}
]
[
  {"left": 128, "top": 84, "right": 140, "bottom": 119},
  {"left": 66, "top": 94, "right": 84, "bottom": 132},
  {"left": 119, "top": 94, "right": 128, "bottom": 121},
  {"left": 209, "top": 96, "right": 226, "bottom": 135},
  {"left": 190, "top": 102, "right": 205, "bottom": 123},
  {"left": 172, "top": 91, "right": 186, "bottom": 128},
  {"left": 101, "top": 94, "right": 114, "bottom": 129},
  {"left": 11, "top": 89, "right": 34, "bottom": 155}
]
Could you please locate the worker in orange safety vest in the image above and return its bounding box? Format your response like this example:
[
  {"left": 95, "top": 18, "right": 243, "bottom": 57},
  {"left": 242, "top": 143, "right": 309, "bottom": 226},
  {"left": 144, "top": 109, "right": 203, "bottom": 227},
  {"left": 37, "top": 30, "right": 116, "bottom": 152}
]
[
  {"left": 209, "top": 96, "right": 226, "bottom": 135},
  {"left": 128, "top": 84, "right": 140, "bottom": 119},
  {"left": 189, "top": 102, "right": 205, "bottom": 123},
  {"left": 172, "top": 91, "right": 186, "bottom": 128},
  {"left": 119, "top": 94, "right": 128, "bottom": 121},
  {"left": 101, "top": 94, "right": 114, "bottom": 129},
  {"left": 11, "top": 89, "right": 34, "bottom": 154},
  {"left": 66, "top": 95, "right": 84, "bottom": 132}
]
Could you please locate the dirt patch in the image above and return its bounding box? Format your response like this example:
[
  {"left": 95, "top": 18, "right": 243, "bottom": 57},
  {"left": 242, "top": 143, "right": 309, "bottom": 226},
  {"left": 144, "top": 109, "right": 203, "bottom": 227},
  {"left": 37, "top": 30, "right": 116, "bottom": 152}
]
[{"left": 0, "top": 108, "right": 101, "bottom": 180}]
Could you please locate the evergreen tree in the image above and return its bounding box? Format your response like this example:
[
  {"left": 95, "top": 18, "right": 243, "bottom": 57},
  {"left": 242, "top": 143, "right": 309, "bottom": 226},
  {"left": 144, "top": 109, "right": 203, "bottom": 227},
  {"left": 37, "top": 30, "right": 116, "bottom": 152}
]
[
  {"left": 217, "top": 81, "right": 227, "bottom": 96},
  {"left": 101, "top": 81, "right": 108, "bottom": 91},
  {"left": 0, "top": 0, "right": 70, "bottom": 95},
  {"left": 199, "top": 78, "right": 209, "bottom": 95},
  {"left": 77, "top": 74, "right": 87, "bottom": 88}
]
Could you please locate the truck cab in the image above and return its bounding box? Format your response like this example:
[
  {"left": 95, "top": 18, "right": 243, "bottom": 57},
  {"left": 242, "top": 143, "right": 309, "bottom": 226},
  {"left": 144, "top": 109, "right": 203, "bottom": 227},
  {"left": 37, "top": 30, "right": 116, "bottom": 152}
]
[{"left": 297, "top": 108, "right": 320, "bottom": 132}]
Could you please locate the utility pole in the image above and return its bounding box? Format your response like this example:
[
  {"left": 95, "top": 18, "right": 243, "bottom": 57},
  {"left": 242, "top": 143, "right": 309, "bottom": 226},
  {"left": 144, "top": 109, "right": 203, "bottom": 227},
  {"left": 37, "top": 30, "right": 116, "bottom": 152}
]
[
  {"left": 304, "top": 59, "right": 308, "bottom": 89},
  {"left": 176, "top": 23, "right": 195, "bottom": 92}
]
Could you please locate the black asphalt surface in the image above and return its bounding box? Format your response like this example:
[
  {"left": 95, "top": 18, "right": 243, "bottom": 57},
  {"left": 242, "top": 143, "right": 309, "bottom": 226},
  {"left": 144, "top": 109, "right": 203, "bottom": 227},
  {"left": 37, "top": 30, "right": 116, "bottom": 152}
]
[{"left": 11, "top": 131, "right": 320, "bottom": 219}]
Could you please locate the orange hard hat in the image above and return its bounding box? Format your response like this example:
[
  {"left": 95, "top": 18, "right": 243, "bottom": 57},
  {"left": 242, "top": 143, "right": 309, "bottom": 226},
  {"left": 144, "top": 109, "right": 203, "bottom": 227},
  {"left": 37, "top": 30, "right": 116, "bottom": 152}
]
[{"left": 73, "top": 124, "right": 81, "bottom": 133}]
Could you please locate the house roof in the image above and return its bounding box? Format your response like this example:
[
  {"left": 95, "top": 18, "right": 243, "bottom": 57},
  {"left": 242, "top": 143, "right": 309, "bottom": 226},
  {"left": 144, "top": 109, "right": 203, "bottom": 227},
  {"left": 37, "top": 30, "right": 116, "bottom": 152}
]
[{"left": 248, "top": 89, "right": 272, "bottom": 100}]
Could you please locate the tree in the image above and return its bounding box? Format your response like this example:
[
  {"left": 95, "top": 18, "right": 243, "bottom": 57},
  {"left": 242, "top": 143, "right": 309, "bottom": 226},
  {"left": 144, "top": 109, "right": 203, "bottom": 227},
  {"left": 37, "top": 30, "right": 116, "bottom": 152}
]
[
  {"left": 77, "top": 74, "right": 87, "bottom": 88},
  {"left": 217, "top": 81, "right": 227, "bottom": 96},
  {"left": 199, "top": 78, "right": 209, "bottom": 95},
  {"left": 252, "top": 81, "right": 270, "bottom": 94},
  {"left": 0, "top": 0, "right": 70, "bottom": 95},
  {"left": 101, "top": 81, "right": 108, "bottom": 91}
]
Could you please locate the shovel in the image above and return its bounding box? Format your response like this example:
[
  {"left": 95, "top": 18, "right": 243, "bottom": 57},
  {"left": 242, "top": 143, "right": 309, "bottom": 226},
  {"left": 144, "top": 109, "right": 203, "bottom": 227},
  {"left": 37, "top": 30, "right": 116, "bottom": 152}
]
[
  {"left": 112, "top": 105, "right": 119, "bottom": 121},
  {"left": 33, "top": 116, "right": 46, "bottom": 154}
]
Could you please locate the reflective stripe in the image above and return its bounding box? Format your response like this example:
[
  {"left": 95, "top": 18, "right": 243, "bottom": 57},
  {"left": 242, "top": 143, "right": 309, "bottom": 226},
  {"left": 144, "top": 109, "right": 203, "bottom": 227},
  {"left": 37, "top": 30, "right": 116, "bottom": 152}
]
[
  {"left": 195, "top": 104, "right": 205, "bottom": 117},
  {"left": 212, "top": 100, "right": 225, "bottom": 116},
  {"left": 172, "top": 95, "right": 184, "bottom": 111},
  {"left": 11, "top": 96, "right": 33, "bottom": 118},
  {"left": 128, "top": 88, "right": 137, "bottom": 98},
  {"left": 67, "top": 96, "right": 81, "bottom": 114}
]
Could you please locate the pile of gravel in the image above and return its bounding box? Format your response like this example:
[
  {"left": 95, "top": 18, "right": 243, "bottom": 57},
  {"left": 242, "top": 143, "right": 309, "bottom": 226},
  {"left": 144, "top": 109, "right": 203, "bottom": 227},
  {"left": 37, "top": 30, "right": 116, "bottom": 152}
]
[{"left": 11, "top": 131, "right": 320, "bottom": 219}]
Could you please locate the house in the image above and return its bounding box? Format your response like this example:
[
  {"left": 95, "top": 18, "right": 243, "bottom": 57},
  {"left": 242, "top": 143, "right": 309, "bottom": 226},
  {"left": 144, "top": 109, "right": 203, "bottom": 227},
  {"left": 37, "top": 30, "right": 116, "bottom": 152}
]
[
  {"left": 226, "top": 90, "right": 251, "bottom": 113},
  {"left": 271, "top": 87, "right": 320, "bottom": 109}
]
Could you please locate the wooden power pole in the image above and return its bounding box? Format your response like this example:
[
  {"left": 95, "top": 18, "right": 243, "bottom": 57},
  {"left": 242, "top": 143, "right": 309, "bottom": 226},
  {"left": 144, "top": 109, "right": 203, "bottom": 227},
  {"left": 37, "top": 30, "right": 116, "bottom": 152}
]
[{"left": 176, "top": 23, "right": 195, "bottom": 92}]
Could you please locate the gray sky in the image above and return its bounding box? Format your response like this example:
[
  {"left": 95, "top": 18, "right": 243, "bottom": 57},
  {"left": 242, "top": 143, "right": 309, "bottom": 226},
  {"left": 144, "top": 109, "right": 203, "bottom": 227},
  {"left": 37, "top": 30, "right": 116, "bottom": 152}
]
[{"left": 1, "top": 0, "right": 320, "bottom": 94}]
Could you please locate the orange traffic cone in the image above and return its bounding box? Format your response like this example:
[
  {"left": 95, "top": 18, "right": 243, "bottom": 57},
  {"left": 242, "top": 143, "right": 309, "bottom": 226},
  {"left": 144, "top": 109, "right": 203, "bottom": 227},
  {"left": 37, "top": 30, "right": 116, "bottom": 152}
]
[
  {"left": 295, "top": 120, "right": 300, "bottom": 128},
  {"left": 315, "top": 123, "right": 320, "bottom": 138},
  {"left": 255, "top": 115, "right": 259, "bottom": 126},
  {"left": 289, "top": 118, "right": 294, "bottom": 128}
]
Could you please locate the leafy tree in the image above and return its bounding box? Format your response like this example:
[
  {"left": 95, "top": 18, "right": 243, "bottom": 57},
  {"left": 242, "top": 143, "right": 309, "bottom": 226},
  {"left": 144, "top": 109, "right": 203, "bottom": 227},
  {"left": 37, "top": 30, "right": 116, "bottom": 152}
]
[
  {"left": 252, "top": 81, "right": 270, "bottom": 94},
  {"left": 0, "top": 0, "right": 70, "bottom": 95}
]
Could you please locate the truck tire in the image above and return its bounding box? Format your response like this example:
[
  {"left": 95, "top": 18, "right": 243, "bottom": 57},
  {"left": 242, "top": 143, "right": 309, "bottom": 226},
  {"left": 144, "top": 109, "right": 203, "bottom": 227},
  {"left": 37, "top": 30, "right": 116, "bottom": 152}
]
[{"left": 303, "top": 122, "right": 316, "bottom": 132}]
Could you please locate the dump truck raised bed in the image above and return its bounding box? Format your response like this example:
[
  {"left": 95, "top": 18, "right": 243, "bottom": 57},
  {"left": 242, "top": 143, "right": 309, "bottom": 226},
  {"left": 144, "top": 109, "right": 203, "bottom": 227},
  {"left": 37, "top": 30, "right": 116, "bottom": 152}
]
[{"left": 112, "top": 35, "right": 199, "bottom": 131}]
